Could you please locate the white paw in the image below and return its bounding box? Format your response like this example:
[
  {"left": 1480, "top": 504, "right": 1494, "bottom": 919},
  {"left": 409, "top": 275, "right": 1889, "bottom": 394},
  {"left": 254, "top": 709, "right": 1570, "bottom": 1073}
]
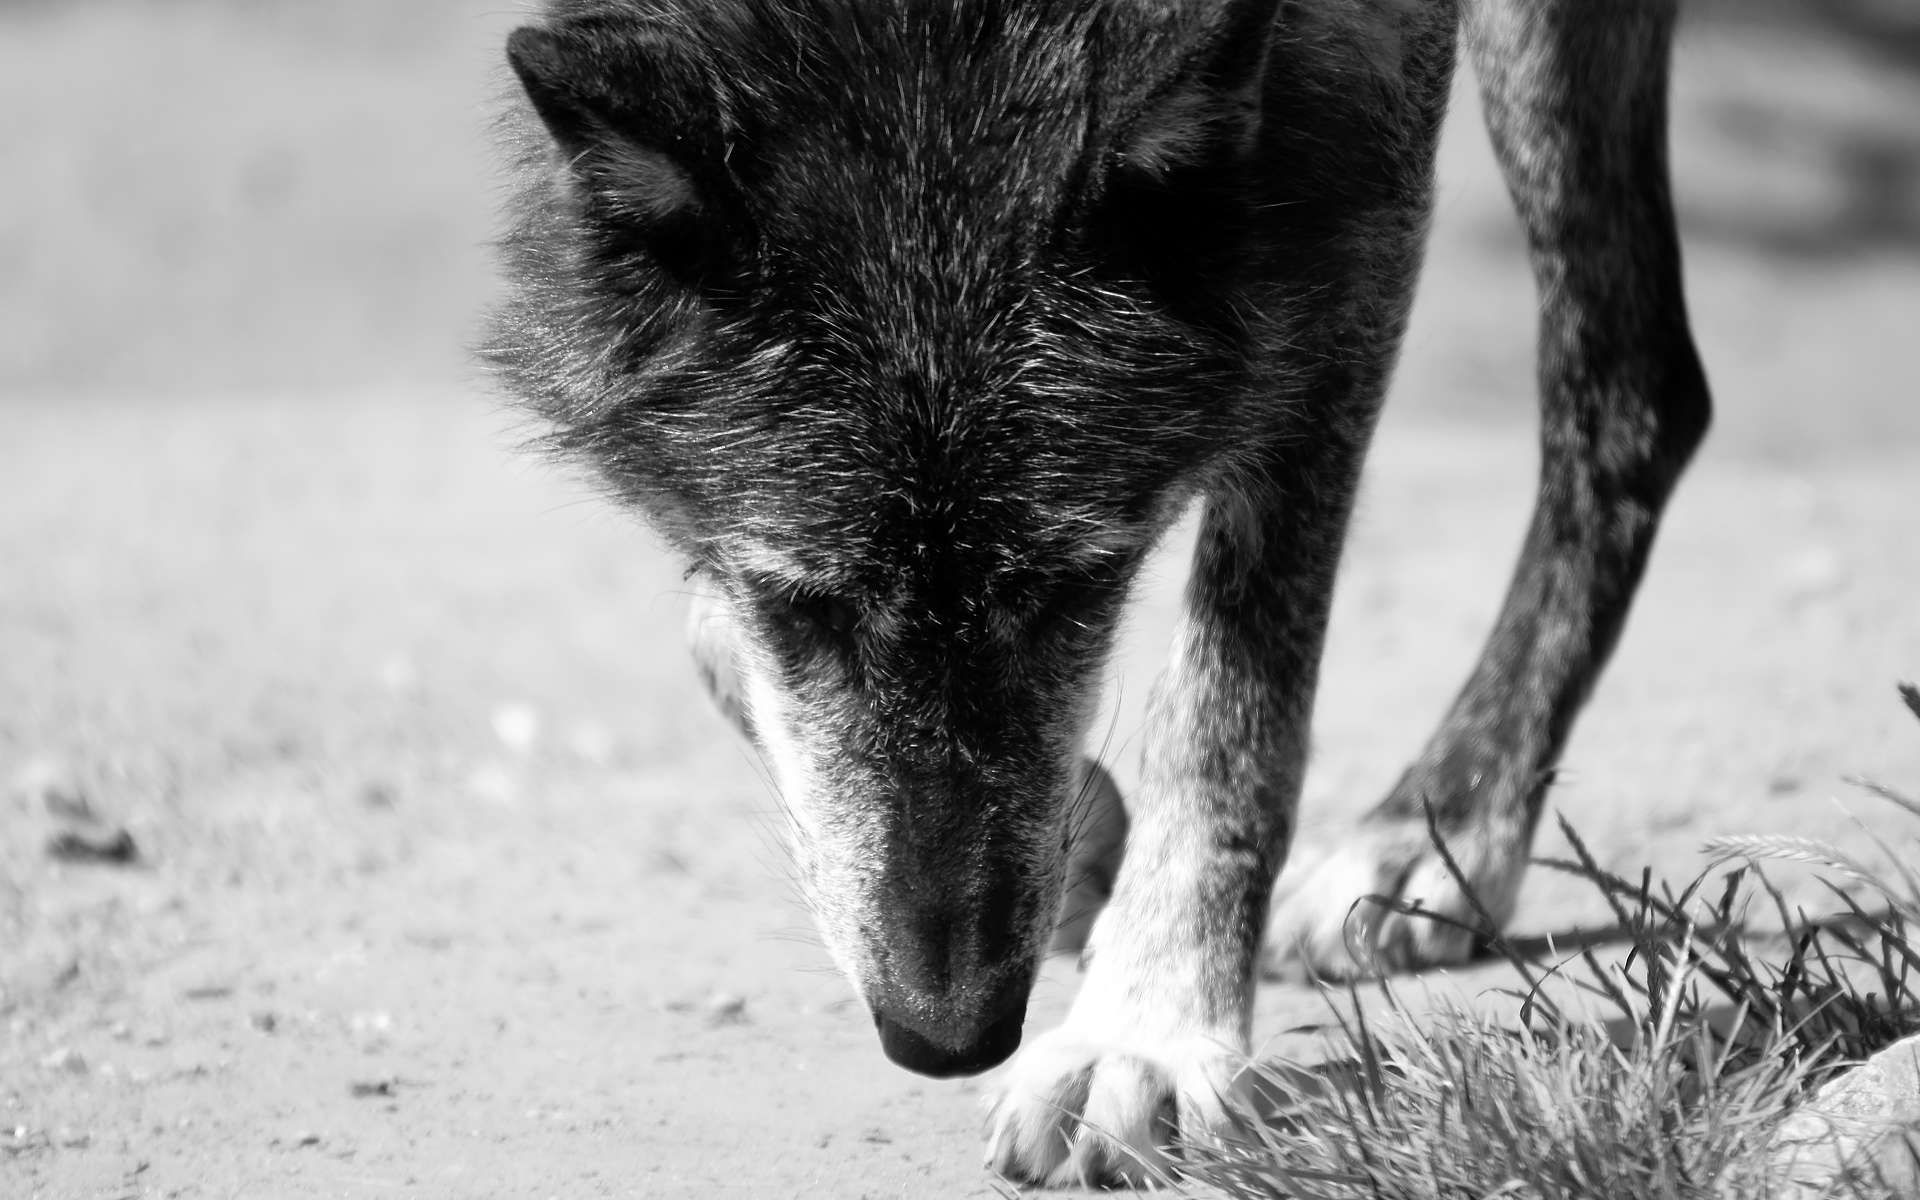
[
  {"left": 1263, "top": 821, "right": 1526, "bottom": 981},
  {"left": 985, "top": 1027, "right": 1249, "bottom": 1188}
]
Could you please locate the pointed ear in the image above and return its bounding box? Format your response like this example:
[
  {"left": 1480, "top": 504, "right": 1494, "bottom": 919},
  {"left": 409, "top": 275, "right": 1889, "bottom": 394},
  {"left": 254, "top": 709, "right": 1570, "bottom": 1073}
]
[
  {"left": 506, "top": 22, "right": 719, "bottom": 223},
  {"left": 1114, "top": 0, "right": 1278, "bottom": 178},
  {"left": 506, "top": 25, "right": 605, "bottom": 156}
]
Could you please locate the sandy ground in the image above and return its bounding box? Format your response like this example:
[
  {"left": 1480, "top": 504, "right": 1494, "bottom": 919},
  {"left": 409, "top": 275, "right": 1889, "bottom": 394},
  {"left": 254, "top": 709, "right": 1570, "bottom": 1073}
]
[{"left": 4, "top": 5, "right": 1920, "bottom": 1199}]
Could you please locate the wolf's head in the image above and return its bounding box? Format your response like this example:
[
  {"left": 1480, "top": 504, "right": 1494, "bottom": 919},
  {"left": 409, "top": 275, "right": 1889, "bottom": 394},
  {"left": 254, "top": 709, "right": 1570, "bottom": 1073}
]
[{"left": 490, "top": 0, "right": 1283, "bottom": 1075}]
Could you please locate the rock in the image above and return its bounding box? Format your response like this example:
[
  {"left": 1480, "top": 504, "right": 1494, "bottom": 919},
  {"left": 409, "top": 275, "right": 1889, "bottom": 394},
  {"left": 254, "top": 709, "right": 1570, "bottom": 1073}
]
[
  {"left": 21, "top": 757, "right": 138, "bottom": 866},
  {"left": 705, "top": 993, "right": 748, "bottom": 1026},
  {"left": 1768, "top": 1033, "right": 1920, "bottom": 1197}
]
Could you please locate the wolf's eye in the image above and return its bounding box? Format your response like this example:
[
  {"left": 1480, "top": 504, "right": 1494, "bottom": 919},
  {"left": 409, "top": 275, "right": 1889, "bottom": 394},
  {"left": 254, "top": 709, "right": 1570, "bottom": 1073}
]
[{"left": 788, "top": 591, "right": 859, "bottom": 639}]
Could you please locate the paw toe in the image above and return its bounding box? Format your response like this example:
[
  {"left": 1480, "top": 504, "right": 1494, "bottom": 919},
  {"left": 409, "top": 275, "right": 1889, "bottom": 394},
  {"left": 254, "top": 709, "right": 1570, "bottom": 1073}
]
[
  {"left": 987, "top": 1035, "right": 1245, "bottom": 1187},
  {"left": 1075, "top": 1056, "right": 1176, "bottom": 1186},
  {"left": 985, "top": 1046, "right": 1093, "bottom": 1183}
]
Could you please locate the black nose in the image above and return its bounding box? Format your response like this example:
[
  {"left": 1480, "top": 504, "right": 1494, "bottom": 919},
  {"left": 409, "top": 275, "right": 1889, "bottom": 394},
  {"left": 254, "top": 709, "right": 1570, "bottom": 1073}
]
[{"left": 873, "top": 1001, "right": 1025, "bottom": 1077}]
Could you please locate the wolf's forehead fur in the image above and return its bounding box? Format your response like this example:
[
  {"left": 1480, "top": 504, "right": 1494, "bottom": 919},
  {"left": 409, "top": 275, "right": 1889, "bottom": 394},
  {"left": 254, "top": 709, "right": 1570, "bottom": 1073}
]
[{"left": 490, "top": 0, "right": 1257, "bottom": 583}]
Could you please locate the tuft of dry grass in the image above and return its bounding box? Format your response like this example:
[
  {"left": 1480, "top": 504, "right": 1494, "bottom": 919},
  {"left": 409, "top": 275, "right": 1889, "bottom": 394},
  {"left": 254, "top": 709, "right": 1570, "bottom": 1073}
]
[{"left": 1175, "top": 683, "right": 1920, "bottom": 1200}]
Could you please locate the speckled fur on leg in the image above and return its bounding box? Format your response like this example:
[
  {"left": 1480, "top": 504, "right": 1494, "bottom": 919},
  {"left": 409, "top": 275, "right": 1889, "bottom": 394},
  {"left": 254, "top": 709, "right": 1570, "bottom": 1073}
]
[
  {"left": 1266, "top": 0, "right": 1712, "bottom": 981},
  {"left": 990, "top": 2, "right": 1462, "bottom": 1180}
]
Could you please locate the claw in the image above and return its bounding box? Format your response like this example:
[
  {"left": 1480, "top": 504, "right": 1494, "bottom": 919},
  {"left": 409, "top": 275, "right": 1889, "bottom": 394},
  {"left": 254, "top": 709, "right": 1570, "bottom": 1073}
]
[{"left": 986, "top": 1031, "right": 1249, "bottom": 1187}]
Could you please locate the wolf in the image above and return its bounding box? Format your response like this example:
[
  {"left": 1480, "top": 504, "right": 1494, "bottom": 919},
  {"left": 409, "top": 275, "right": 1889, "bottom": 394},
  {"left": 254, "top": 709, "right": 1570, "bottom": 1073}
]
[{"left": 487, "top": 0, "right": 1710, "bottom": 1185}]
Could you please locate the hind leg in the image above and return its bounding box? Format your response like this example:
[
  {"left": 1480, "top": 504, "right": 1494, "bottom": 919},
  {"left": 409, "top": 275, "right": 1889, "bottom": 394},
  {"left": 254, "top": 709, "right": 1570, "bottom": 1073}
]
[
  {"left": 1049, "top": 759, "right": 1129, "bottom": 958},
  {"left": 1266, "top": 0, "right": 1712, "bottom": 980}
]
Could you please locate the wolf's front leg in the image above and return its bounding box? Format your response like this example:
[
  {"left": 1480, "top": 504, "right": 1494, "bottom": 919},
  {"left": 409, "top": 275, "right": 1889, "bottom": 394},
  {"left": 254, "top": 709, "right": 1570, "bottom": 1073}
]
[
  {"left": 988, "top": 483, "right": 1347, "bottom": 1187},
  {"left": 1263, "top": 0, "right": 1711, "bottom": 982}
]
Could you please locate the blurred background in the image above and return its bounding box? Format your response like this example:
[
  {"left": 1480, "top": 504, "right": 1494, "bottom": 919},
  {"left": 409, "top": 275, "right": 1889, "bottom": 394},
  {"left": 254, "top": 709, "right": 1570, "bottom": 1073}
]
[
  {"left": 0, "top": 0, "right": 1916, "bottom": 443},
  {"left": 0, "top": 0, "right": 505, "bottom": 397},
  {"left": 1, "top": 2, "right": 1917, "bottom": 1196}
]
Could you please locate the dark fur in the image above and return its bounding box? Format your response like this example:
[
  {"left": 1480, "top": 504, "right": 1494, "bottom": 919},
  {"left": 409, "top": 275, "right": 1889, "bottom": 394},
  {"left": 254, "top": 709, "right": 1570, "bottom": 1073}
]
[{"left": 486, "top": 0, "right": 1708, "bottom": 1184}]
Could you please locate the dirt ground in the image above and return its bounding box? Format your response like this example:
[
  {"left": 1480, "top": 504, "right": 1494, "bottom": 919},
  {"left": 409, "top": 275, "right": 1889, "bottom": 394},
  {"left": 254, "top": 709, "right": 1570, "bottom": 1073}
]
[{"left": 4, "top": 4, "right": 1919, "bottom": 1198}]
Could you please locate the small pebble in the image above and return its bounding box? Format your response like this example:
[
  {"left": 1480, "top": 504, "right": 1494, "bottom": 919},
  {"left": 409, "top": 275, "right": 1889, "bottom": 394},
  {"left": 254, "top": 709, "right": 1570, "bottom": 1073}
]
[
  {"left": 491, "top": 703, "right": 541, "bottom": 754},
  {"left": 41, "top": 1047, "right": 86, "bottom": 1074},
  {"left": 56, "top": 1128, "right": 89, "bottom": 1149},
  {"left": 5, "top": 1128, "right": 48, "bottom": 1154},
  {"left": 706, "top": 993, "right": 748, "bottom": 1026},
  {"left": 295, "top": 1131, "right": 321, "bottom": 1148},
  {"left": 46, "top": 827, "right": 138, "bottom": 865},
  {"left": 349, "top": 1011, "right": 392, "bottom": 1035}
]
